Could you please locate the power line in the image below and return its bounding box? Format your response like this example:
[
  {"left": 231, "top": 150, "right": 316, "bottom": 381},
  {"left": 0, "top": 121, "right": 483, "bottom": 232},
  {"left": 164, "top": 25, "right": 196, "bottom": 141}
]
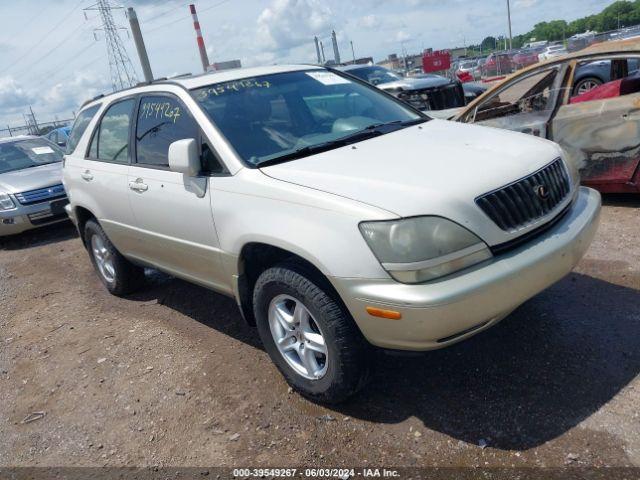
[
  {"left": 2, "top": 0, "right": 85, "bottom": 72},
  {"left": 142, "top": 1, "right": 189, "bottom": 24},
  {"left": 144, "top": 0, "right": 233, "bottom": 35},
  {"left": 12, "top": 23, "right": 89, "bottom": 79},
  {"left": 0, "top": 2, "right": 52, "bottom": 44},
  {"left": 33, "top": 42, "right": 99, "bottom": 87}
]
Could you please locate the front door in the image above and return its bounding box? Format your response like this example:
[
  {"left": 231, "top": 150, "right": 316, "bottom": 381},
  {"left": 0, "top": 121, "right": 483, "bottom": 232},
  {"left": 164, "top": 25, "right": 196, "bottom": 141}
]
[
  {"left": 551, "top": 56, "right": 640, "bottom": 191},
  {"left": 127, "top": 93, "right": 226, "bottom": 290},
  {"left": 462, "top": 66, "right": 566, "bottom": 139}
]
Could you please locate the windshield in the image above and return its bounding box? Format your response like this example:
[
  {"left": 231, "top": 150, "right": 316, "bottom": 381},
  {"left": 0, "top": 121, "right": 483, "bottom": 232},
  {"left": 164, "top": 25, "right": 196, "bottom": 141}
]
[
  {"left": 0, "top": 138, "right": 63, "bottom": 174},
  {"left": 344, "top": 66, "right": 402, "bottom": 85},
  {"left": 192, "top": 69, "right": 423, "bottom": 167}
]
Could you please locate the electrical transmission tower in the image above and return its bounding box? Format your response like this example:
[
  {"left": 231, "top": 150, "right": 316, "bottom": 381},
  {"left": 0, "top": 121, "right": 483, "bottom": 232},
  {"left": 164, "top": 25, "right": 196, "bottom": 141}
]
[{"left": 85, "top": 0, "right": 138, "bottom": 91}]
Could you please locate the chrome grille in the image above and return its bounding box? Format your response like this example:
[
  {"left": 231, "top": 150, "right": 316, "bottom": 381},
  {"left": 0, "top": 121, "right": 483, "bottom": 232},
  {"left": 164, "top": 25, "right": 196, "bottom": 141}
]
[
  {"left": 14, "top": 184, "right": 66, "bottom": 205},
  {"left": 476, "top": 158, "right": 571, "bottom": 231}
]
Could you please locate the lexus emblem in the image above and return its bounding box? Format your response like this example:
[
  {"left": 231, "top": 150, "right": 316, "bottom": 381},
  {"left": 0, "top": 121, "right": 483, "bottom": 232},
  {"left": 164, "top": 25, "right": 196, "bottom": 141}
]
[{"left": 534, "top": 184, "right": 550, "bottom": 200}]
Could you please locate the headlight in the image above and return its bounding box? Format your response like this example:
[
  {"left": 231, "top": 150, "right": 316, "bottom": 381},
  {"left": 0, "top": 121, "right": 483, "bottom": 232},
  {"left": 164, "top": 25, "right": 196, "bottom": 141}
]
[
  {"left": 359, "top": 216, "right": 492, "bottom": 283},
  {"left": 0, "top": 193, "right": 16, "bottom": 211}
]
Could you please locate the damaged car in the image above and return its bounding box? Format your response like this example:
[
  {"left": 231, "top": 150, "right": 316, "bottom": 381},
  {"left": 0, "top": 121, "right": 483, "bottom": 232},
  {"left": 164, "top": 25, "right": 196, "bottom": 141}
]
[
  {"left": 438, "top": 39, "right": 640, "bottom": 193},
  {"left": 337, "top": 64, "right": 469, "bottom": 111}
]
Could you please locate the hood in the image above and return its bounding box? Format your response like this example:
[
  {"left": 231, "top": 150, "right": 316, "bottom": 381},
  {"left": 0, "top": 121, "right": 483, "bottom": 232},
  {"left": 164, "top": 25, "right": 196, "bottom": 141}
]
[
  {"left": 379, "top": 75, "right": 453, "bottom": 91},
  {"left": 0, "top": 162, "right": 63, "bottom": 194},
  {"left": 260, "top": 119, "right": 563, "bottom": 230}
]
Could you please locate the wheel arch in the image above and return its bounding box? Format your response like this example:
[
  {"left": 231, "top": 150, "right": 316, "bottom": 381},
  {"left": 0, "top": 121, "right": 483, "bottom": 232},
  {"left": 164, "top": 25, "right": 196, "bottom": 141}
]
[
  {"left": 73, "top": 205, "right": 97, "bottom": 245},
  {"left": 235, "top": 242, "right": 342, "bottom": 326}
]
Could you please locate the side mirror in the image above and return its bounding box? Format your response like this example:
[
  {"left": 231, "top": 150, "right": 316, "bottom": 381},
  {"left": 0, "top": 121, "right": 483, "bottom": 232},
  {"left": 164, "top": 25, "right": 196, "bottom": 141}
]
[{"left": 168, "top": 138, "right": 200, "bottom": 176}]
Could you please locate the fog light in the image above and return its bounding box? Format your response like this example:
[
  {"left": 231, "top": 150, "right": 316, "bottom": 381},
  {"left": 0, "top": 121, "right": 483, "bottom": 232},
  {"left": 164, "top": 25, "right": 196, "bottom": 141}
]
[{"left": 2, "top": 218, "right": 15, "bottom": 225}]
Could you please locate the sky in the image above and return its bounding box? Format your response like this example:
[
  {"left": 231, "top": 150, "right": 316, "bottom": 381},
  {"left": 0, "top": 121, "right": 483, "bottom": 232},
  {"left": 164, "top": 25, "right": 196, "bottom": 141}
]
[{"left": 0, "top": 0, "right": 611, "bottom": 128}]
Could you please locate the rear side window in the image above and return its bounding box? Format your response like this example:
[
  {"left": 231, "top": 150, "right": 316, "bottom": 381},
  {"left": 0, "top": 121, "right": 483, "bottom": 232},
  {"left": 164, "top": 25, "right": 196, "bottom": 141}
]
[
  {"left": 66, "top": 104, "right": 100, "bottom": 154},
  {"left": 88, "top": 99, "right": 135, "bottom": 164},
  {"left": 135, "top": 95, "right": 199, "bottom": 167}
]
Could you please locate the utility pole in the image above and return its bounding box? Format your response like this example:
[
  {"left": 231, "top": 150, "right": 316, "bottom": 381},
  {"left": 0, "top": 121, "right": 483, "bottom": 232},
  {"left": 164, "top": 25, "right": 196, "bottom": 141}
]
[
  {"left": 350, "top": 40, "right": 356, "bottom": 63},
  {"left": 85, "top": 0, "right": 138, "bottom": 92},
  {"left": 127, "top": 7, "right": 153, "bottom": 82},
  {"left": 506, "top": 0, "right": 513, "bottom": 52},
  {"left": 314, "top": 36, "right": 322, "bottom": 64},
  {"left": 190, "top": 4, "right": 210, "bottom": 72},
  {"left": 331, "top": 30, "right": 341, "bottom": 64},
  {"left": 29, "top": 106, "right": 39, "bottom": 135}
]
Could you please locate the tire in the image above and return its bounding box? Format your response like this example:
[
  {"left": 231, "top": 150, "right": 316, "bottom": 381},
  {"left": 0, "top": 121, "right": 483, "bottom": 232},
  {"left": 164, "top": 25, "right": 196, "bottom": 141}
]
[
  {"left": 573, "top": 77, "right": 603, "bottom": 96},
  {"left": 84, "top": 219, "right": 145, "bottom": 296},
  {"left": 253, "top": 260, "right": 371, "bottom": 404}
]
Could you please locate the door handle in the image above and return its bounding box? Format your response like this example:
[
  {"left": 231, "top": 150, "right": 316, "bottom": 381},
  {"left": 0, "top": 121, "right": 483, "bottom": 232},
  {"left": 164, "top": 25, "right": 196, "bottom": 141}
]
[
  {"left": 80, "top": 171, "right": 93, "bottom": 181},
  {"left": 622, "top": 110, "right": 640, "bottom": 121},
  {"left": 129, "top": 179, "right": 149, "bottom": 192}
]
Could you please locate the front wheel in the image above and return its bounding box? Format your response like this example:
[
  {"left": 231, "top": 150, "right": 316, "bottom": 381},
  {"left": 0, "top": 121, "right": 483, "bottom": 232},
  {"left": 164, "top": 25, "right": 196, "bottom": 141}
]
[{"left": 253, "top": 261, "right": 371, "bottom": 404}]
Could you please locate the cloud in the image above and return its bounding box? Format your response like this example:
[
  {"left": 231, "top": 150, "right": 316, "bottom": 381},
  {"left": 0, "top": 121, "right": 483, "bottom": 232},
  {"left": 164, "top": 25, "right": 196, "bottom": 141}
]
[
  {"left": 358, "top": 14, "right": 380, "bottom": 29},
  {"left": 395, "top": 30, "right": 413, "bottom": 42},
  {"left": 0, "top": 76, "right": 33, "bottom": 110},
  {"left": 256, "top": 0, "right": 333, "bottom": 53},
  {"left": 514, "top": 0, "right": 539, "bottom": 8}
]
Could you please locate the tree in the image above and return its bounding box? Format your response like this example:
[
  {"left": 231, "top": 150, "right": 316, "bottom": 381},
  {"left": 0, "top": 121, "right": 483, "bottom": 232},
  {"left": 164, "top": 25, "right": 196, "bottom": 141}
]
[{"left": 480, "top": 36, "right": 497, "bottom": 50}]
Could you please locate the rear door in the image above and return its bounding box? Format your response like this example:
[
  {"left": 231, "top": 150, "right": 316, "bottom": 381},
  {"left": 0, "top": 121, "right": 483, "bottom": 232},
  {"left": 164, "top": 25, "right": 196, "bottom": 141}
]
[
  {"left": 551, "top": 55, "right": 640, "bottom": 191},
  {"left": 126, "top": 93, "right": 226, "bottom": 289},
  {"left": 67, "top": 98, "right": 138, "bottom": 250}
]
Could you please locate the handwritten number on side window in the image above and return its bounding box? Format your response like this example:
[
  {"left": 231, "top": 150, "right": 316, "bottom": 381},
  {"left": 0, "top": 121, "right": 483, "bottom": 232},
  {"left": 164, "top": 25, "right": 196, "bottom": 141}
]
[{"left": 140, "top": 102, "right": 182, "bottom": 123}]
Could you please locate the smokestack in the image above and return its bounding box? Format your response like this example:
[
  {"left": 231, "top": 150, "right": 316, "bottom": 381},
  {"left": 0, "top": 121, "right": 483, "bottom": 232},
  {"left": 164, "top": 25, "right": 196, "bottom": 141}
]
[
  {"left": 189, "top": 4, "right": 210, "bottom": 72},
  {"left": 314, "top": 36, "right": 322, "bottom": 64},
  {"left": 331, "top": 30, "right": 341, "bottom": 64}
]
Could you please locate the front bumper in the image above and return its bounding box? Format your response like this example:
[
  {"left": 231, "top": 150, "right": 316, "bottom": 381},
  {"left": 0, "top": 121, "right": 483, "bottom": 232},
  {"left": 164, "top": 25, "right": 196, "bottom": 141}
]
[
  {"left": 0, "top": 197, "right": 69, "bottom": 237},
  {"left": 330, "top": 187, "right": 601, "bottom": 351}
]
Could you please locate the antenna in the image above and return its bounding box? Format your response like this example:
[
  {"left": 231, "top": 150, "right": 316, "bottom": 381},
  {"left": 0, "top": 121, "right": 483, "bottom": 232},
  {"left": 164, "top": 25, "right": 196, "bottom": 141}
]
[{"left": 85, "top": 0, "right": 138, "bottom": 91}]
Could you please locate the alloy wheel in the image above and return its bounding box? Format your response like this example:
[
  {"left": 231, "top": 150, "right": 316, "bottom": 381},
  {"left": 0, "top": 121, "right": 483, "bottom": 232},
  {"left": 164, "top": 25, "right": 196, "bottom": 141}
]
[
  {"left": 268, "top": 294, "right": 329, "bottom": 380},
  {"left": 91, "top": 234, "right": 115, "bottom": 283}
]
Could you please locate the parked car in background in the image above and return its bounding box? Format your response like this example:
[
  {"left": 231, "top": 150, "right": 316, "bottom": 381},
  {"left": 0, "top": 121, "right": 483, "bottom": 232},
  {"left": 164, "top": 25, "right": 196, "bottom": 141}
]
[
  {"left": 456, "top": 59, "right": 481, "bottom": 80},
  {"left": 481, "top": 52, "right": 514, "bottom": 77},
  {"left": 63, "top": 64, "right": 599, "bottom": 403},
  {"left": 449, "top": 38, "right": 640, "bottom": 193},
  {"left": 511, "top": 49, "right": 540, "bottom": 69},
  {"left": 538, "top": 44, "right": 568, "bottom": 61},
  {"left": 338, "top": 64, "right": 466, "bottom": 111},
  {"left": 573, "top": 58, "right": 640, "bottom": 95},
  {"left": 0, "top": 136, "right": 68, "bottom": 236},
  {"left": 44, "top": 126, "right": 71, "bottom": 148}
]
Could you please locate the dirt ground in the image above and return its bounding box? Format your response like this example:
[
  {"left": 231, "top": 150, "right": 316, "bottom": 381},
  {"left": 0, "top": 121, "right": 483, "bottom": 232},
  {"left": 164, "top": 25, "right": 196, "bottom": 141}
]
[{"left": 1, "top": 195, "right": 639, "bottom": 471}]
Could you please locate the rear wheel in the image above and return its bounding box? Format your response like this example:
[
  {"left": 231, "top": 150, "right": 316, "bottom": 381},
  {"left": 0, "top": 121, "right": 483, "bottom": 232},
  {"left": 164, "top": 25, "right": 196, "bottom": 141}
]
[
  {"left": 253, "top": 261, "right": 371, "bottom": 404},
  {"left": 573, "top": 77, "right": 603, "bottom": 96},
  {"left": 84, "top": 219, "right": 145, "bottom": 296}
]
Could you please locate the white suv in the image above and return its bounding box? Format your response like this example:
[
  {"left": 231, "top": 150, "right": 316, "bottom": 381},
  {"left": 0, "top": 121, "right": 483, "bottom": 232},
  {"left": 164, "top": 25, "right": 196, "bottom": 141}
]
[{"left": 63, "top": 65, "right": 601, "bottom": 403}]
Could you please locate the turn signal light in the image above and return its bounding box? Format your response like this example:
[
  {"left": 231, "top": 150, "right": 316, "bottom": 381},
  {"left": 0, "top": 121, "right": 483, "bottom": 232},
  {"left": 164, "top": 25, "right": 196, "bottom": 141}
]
[{"left": 366, "top": 307, "right": 402, "bottom": 320}]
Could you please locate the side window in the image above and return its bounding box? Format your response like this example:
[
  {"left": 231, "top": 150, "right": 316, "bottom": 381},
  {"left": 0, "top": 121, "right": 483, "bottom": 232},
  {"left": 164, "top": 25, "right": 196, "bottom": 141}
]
[
  {"left": 570, "top": 57, "right": 640, "bottom": 104},
  {"left": 66, "top": 104, "right": 100, "bottom": 154},
  {"left": 472, "top": 68, "right": 559, "bottom": 122},
  {"left": 135, "top": 95, "right": 199, "bottom": 168},
  {"left": 88, "top": 99, "right": 135, "bottom": 163}
]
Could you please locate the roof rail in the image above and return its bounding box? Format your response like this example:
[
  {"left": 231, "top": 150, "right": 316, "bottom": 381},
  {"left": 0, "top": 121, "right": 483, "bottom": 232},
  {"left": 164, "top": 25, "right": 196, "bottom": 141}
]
[{"left": 79, "top": 93, "right": 105, "bottom": 109}]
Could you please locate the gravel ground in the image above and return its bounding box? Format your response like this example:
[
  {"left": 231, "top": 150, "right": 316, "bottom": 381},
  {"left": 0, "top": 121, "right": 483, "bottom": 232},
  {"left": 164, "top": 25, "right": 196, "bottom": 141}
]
[{"left": 1, "top": 195, "right": 639, "bottom": 470}]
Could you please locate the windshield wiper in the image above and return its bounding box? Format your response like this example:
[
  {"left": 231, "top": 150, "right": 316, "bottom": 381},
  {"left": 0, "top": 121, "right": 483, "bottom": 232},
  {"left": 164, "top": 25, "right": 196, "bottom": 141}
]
[
  {"left": 255, "top": 119, "right": 428, "bottom": 168},
  {"left": 256, "top": 128, "right": 386, "bottom": 167}
]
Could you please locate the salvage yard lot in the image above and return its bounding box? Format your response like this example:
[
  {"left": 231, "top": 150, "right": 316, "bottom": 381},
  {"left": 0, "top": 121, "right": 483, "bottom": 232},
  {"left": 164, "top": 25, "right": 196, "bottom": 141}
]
[{"left": 1, "top": 196, "right": 639, "bottom": 468}]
